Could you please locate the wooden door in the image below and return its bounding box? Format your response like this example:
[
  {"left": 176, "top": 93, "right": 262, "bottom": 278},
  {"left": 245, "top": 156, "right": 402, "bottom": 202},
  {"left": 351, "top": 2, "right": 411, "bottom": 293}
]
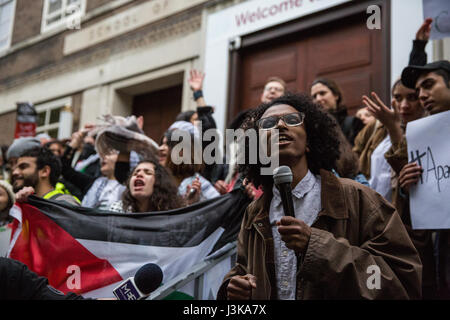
[
  {"left": 132, "top": 84, "right": 182, "bottom": 143},
  {"left": 235, "top": 13, "right": 383, "bottom": 118}
]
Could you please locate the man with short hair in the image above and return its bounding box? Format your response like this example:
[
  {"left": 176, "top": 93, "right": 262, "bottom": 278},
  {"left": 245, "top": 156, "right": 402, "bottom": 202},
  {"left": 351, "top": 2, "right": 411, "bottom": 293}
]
[
  {"left": 402, "top": 60, "right": 450, "bottom": 115},
  {"left": 400, "top": 60, "right": 450, "bottom": 299},
  {"left": 11, "top": 147, "right": 80, "bottom": 206},
  {"left": 6, "top": 137, "right": 41, "bottom": 171},
  {"left": 260, "top": 76, "right": 287, "bottom": 104}
]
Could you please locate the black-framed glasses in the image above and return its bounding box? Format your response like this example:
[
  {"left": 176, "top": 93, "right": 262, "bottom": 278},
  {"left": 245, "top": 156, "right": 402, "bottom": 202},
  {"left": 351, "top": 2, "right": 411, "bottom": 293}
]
[{"left": 257, "top": 112, "right": 305, "bottom": 130}]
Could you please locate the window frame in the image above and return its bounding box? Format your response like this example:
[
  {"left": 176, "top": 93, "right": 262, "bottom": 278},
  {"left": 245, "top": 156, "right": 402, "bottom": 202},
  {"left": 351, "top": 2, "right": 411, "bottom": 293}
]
[
  {"left": 35, "top": 97, "right": 72, "bottom": 139},
  {"left": 41, "top": 0, "right": 86, "bottom": 34},
  {"left": 0, "top": 0, "right": 17, "bottom": 53}
]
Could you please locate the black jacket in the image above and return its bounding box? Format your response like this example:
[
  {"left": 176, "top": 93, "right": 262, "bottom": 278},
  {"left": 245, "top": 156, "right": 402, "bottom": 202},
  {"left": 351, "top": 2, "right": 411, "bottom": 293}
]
[
  {"left": 330, "top": 106, "right": 364, "bottom": 146},
  {"left": 0, "top": 258, "right": 85, "bottom": 300}
]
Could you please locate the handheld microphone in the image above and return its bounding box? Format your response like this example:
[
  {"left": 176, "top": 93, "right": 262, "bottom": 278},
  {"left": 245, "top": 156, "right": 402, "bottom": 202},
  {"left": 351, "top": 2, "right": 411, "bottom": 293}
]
[
  {"left": 189, "top": 187, "right": 197, "bottom": 197},
  {"left": 113, "top": 263, "right": 163, "bottom": 300},
  {"left": 188, "top": 174, "right": 200, "bottom": 199},
  {"left": 273, "top": 166, "right": 295, "bottom": 217}
]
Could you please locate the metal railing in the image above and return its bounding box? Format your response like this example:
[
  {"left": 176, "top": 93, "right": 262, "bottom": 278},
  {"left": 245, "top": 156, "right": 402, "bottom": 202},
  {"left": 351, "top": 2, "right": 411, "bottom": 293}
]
[{"left": 149, "top": 241, "right": 237, "bottom": 300}]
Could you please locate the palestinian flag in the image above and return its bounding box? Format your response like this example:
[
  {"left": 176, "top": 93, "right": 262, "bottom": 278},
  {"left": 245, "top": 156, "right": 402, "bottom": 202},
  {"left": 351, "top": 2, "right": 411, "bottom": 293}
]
[{"left": 7, "top": 189, "right": 249, "bottom": 299}]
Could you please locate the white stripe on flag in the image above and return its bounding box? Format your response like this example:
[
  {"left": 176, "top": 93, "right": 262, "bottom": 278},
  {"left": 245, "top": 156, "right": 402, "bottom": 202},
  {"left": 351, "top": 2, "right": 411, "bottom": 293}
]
[
  {"left": 79, "top": 227, "right": 224, "bottom": 298},
  {"left": 7, "top": 205, "right": 22, "bottom": 258}
]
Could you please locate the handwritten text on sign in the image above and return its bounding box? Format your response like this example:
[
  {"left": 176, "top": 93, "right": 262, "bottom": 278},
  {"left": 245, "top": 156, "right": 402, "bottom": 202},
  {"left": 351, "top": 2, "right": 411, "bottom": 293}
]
[
  {"left": 410, "top": 146, "right": 450, "bottom": 193},
  {"left": 406, "top": 110, "right": 450, "bottom": 230}
]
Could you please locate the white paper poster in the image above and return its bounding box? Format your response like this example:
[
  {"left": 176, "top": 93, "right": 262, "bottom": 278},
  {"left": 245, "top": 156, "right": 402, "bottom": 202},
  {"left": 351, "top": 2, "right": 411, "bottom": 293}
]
[
  {"left": 423, "top": 0, "right": 450, "bottom": 40},
  {"left": 406, "top": 110, "right": 450, "bottom": 229}
]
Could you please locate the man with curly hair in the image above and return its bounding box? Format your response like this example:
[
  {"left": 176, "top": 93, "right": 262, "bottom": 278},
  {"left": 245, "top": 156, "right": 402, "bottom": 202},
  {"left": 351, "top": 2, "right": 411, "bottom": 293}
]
[{"left": 217, "top": 93, "right": 422, "bottom": 300}]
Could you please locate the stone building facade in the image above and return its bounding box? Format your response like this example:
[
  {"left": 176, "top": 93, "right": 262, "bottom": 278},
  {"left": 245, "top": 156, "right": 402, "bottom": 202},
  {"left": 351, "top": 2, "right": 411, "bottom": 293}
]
[{"left": 0, "top": 0, "right": 448, "bottom": 146}]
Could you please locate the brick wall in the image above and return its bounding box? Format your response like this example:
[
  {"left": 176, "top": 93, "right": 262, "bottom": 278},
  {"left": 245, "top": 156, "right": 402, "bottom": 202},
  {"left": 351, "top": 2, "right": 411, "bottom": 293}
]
[
  {"left": 11, "top": 0, "right": 44, "bottom": 46},
  {"left": 10, "top": 0, "right": 123, "bottom": 47},
  {"left": 0, "top": 111, "right": 17, "bottom": 146},
  {"left": 0, "top": 0, "right": 203, "bottom": 90},
  {"left": 86, "top": 0, "right": 114, "bottom": 12}
]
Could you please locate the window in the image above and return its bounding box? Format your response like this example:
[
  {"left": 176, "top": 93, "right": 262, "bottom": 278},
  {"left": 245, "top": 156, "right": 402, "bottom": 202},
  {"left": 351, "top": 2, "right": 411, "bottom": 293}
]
[
  {"left": 36, "top": 97, "right": 72, "bottom": 139},
  {"left": 41, "top": 0, "right": 86, "bottom": 33},
  {"left": 0, "top": 0, "right": 15, "bottom": 52}
]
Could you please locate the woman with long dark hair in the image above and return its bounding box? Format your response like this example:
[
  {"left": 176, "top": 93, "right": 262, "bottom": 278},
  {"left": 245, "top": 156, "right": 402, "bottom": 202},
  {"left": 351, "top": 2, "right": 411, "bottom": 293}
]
[
  {"left": 109, "top": 157, "right": 183, "bottom": 213},
  {"left": 310, "top": 78, "right": 364, "bottom": 145}
]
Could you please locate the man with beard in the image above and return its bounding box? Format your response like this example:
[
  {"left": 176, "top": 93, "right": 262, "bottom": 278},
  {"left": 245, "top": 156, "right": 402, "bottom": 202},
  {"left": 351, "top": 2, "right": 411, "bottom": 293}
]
[
  {"left": 397, "top": 60, "right": 450, "bottom": 299},
  {"left": 11, "top": 147, "right": 80, "bottom": 206}
]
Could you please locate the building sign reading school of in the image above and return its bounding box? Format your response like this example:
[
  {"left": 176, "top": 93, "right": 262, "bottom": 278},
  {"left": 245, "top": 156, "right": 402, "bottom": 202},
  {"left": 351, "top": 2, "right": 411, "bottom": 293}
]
[{"left": 63, "top": 0, "right": 207, "bottom": 55}]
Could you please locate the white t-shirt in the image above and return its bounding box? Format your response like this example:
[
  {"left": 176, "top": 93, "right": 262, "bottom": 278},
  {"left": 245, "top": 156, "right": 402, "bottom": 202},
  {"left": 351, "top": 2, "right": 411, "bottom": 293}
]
[
  {"left": 369, "top": 135, "right": 392, "bottom": 202},
  {"left": 82, "top": 177, "right": 126, "bottom": 210}
]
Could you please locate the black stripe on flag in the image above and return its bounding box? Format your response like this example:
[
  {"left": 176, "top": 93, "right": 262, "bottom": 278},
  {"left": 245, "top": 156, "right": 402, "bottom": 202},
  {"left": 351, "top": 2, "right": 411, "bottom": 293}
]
[{"left": 27, "top": 189, "right": 250, "bottom": 248}]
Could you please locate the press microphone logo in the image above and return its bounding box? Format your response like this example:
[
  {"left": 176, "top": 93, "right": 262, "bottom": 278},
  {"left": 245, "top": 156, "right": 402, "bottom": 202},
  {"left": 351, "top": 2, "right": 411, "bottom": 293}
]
[
  {"left": 113, "top": 279, "right": 141, "bottom": 300},
  {"left": 113, "top": 263, "right": 163, "bottom": 300}
]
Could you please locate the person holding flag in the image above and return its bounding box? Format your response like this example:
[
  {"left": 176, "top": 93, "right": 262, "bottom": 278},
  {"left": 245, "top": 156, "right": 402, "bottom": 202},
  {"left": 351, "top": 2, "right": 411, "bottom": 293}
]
[
  {"left": 0, "top": 257, "right": 86, "bottom": 300},
  {"left": 11, "top": 147, "right": 80, "bottom": 206},
  {"left": 109, "top": 157, "right": 184, "bottom": 213}
]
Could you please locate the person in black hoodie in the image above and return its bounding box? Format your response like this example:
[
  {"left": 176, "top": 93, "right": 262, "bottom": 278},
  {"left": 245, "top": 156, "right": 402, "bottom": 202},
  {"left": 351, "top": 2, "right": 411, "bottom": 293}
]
[{"left": 187, "top": 69, "right": 228, "bottom": 184}]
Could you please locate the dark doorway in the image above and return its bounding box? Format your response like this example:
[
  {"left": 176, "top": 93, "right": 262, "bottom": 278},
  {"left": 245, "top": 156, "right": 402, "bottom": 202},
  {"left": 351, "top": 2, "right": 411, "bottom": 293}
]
[{"left": 132, "top": 84, "right": 182, "bottom": 143}]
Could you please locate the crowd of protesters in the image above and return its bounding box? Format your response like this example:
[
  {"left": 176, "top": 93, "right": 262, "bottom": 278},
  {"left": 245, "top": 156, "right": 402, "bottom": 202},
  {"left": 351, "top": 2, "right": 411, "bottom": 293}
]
[{"left": 1, "top": 18, "right": 449, "bottom": 300}]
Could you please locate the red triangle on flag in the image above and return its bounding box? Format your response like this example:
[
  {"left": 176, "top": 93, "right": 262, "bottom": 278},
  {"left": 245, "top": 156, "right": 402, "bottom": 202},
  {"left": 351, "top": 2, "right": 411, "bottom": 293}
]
[{"left": 9, "top": 203, "right": 123, "bottom": 295}]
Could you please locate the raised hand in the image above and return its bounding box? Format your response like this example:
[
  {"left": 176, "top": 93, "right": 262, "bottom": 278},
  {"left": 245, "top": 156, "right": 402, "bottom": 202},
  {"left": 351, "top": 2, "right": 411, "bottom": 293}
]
[
  {"left": 185, "top": 176, "right": 201, "bottom": 205},
  {"left": 416, "top": 18, "right": 432, "bottom": 41},
  {"left": 15, "top": 186, "right": 35, "bottom": 203},
  {"left": 214, "top": 180, "right": 228, "bottom": 195},
  {"left": 362, "top": 91, "right": 403, "bottom": 144},
  {"left": 362, "top": 92, "right": 400, "bottom": 129},
  {"left": 188, "top": 69, "right": 205, "bottom": 92},
  {"left": 69, "top": 130, "right": 85, "bottom": 150}
]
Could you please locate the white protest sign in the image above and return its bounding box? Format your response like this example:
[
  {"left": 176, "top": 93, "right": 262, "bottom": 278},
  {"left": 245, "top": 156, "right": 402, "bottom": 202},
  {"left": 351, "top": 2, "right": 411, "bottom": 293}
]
[
  {"left": 406, "top": 110, "right": 450, "bottom": 229},
  {"left": 423, "top": 0, "right": 450, "bottom": 40}
]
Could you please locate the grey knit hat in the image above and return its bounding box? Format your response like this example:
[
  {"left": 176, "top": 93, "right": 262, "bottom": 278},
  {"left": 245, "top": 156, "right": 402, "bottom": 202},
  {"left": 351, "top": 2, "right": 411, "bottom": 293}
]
[{"left": 6, "top": 137, "right": 41, "bottom": 160}]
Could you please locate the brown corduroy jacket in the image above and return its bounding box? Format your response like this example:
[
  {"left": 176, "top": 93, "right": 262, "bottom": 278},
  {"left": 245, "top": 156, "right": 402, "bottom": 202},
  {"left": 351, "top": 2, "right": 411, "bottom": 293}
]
[{"left": 217, "top": 170, "right": 422, "bottom": 300}]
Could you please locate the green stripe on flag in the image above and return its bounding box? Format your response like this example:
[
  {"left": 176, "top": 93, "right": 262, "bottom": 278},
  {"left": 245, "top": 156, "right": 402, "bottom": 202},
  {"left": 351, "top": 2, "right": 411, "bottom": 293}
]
[{"left": 163, "top": 291, "right": 194, "bottom": 300}]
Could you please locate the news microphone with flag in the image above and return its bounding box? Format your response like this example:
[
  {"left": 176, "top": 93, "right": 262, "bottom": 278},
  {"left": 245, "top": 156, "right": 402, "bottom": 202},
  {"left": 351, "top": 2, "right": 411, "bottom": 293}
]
[
  {"left": 273, "top": 166, "right": 295, "bottom": 217},
  {"left": 113, "top": 263, "right": 163, "bottom": 300}
]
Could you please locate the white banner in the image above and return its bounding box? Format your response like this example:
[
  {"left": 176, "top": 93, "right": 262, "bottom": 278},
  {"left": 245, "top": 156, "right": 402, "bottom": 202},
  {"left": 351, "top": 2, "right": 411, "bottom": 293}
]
[{"left": 406, "top": 110, "right": 450, "bottom": 229}]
